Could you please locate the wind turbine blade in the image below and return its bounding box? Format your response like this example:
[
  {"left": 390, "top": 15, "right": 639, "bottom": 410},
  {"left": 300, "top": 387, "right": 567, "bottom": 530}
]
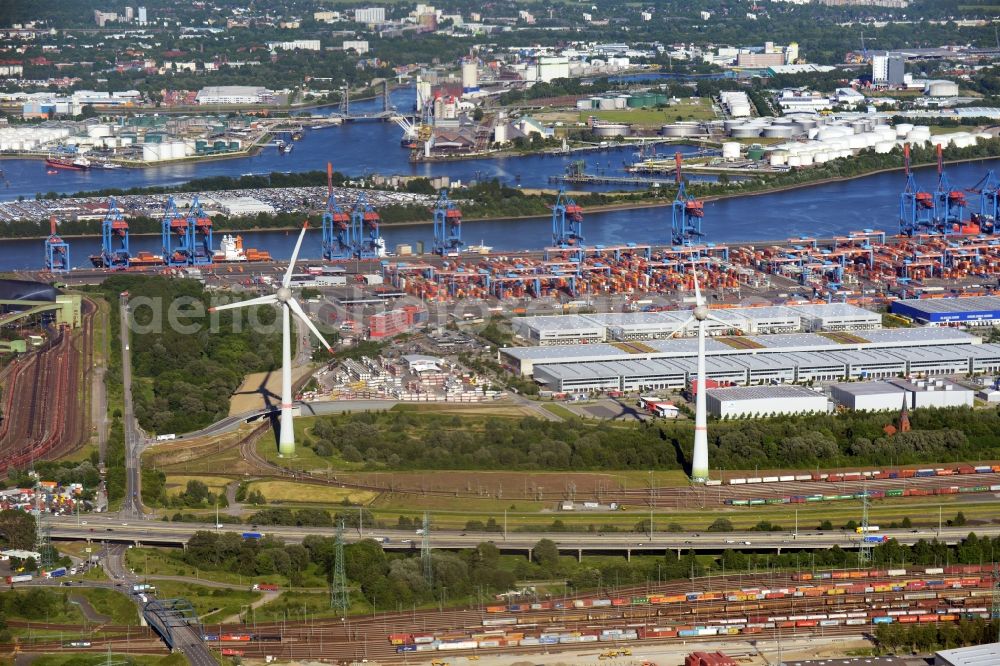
[
  {"left": 666, "top": 315, "right": 695, "bottom": 338},
  {"left": 706, "top": 313, "right": 731, "bottom": 326},
  {"left": 691, "top": 262, "right": 703, "bottom": 306},
  {"left": 287, "top": 297, "right": 335, "bottom": 352},
  {"left": 283, "top": 222, "right": 309, "bottom": 288},
  {"left": 208, "top": 294, "right": 277, "bottom": 312}
]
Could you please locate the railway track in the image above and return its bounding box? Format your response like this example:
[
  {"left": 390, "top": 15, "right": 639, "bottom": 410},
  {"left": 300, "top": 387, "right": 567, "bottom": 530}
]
[{"left": 190, "top": 570, "right": 994, "bottom": 664}]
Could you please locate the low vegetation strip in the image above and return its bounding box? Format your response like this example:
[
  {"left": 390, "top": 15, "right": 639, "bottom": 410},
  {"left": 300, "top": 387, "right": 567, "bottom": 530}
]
[
  {"left": 819, "top": 331, "right": 870, "bottom": 344},
  {"left": 717, "top": 337, "right": 766, "bottom": 349}
]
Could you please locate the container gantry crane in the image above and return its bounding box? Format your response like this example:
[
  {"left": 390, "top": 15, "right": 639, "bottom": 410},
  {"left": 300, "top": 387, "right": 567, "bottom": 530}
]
[
  {"left": 321, "top": 163, "right": 353, "bottom": 260},
  {"left": 161, "top": 196, "right": 191, "bottom": 266},
  {"left": 100, "top": 197, "right": 130, "bottom": 268},
  {"left": 44, "top": 216, "right": 70, "bottom": 273},
  {"left": 351, "top": 191, "right": 385, "bottom": 258},
  {"left": 432, "top": 189, "right": 464, "bottom": 256},
  {"left": 969, "top": 169, "right": 1000, "bottom": 234},
  {"left": 932, "top": 143, "right": 967, "bottom": 234},
  {"left": 670, "top": 152, "right": 704, "bottom": 245},
  {"left": 549, "top": 188, "right": 584, "bottom": 257},
  {"left": 899, "top": 143, "right": 935, "bottom": 236},
  {"left": 188, "top": 195, "right": 214, "bottom": 265}
]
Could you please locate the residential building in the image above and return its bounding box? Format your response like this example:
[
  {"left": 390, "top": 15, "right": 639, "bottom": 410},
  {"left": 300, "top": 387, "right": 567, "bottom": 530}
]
[
  {"left": 195, "top": 86, "right": 275, "bottom": 105},
  {"left": 873, "top": 53, "right": 905, "bottom": 86},
  {"left": 354, "top": 7, "right": 386, "bottom": 24}
]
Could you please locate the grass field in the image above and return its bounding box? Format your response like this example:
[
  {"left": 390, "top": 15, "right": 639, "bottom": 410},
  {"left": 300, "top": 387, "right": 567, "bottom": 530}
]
[
  {"left": 165, "top": 474, "right": 232, "bottom": 497},
  {"left": 150, "top": 581, "right": 260, "bottom": 624},
  {"left": 247, "top": 480, "right": 377, "bottom": 505},
  {"left": 71, "top": 587, "right": 140, "bottom": 625}
]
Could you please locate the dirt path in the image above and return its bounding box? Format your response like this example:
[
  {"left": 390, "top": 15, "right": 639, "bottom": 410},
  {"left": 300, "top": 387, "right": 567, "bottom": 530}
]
[
  {"left": 218, "top": 590, "right": 280, "bottom": 624},
  {"left": 68, "top": 593, "right": 111, "bottom": 624}
]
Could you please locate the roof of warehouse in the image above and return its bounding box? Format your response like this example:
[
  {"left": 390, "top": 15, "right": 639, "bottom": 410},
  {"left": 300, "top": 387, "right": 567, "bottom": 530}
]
[
  {"left": 894, "top": 295, "right": 1000, "bottom": 314},
  {"left": 831, "top": 381, "right": 905, "bottom": 396},
  {"left": 786, "top": 302, "right": 882, "bottom": 317},
  {"left": 513, "top": 314, "right": 604, "bottom": 331},
  {"left": 936, "top": 642, "right": 1000, "bottom": 666},
  {"left": 705, "top": 385, "right": 825, "bottom": 401},
  {"left": 504, "top": 328, "right": 980, "bottom": 363}
]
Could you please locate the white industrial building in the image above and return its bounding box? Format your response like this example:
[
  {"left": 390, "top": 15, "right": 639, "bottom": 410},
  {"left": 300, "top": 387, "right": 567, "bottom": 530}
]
[
  {"left": 513, "top": 329, "right": 1000, "bottom": 393},
  {"left": 935, "top": 642, "right": 1000, "bottom": 666},
  {"left": 830, "top": 381, "right": 907, "bottom": 411},
  {"left": 893, "top": 378, "right": 974, "bottom": 409},
  {"left": 354, "top": 7, "right": 386, "bottom": 23},
  {"left": 705, "top": 385, "right": 828, "bottom": 419},
  {"left": 195, "top": 86, "right": 275, "bottom": 105},
  {"left": 510, "top": 315, "right": 605, "bottom": 345},
  {"left": 513, "top": 303, "right": 882, "bottom": 346}
]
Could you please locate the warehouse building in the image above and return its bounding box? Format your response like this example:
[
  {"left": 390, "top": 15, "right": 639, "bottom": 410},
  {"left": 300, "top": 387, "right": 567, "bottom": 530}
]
[
  {"left": 891, "top": 296, "right": 1000, "bottom": 326},
  {"left": 786, "top": 303, "right": 882, "bottom": 332},
  {"left": 518, "top": 330, "right": 1000, "bottom": 393},
  {"left": 831, "top": 381, "right": 907, "bottom": 411},
  {"left": 504, "top": 327, "right": 979, "bottom": 376},
  {"left": 892, "top": 378, "right": 974, "bottom": 409},
  {"left": 705, "top": 385, "right": 828, "bottom": 419},
  {"left": 512, "top": 303, "right": 882, "bottom": 346},
  {"left": 510, "top": 315, "right": 605, "bottom": 345},
  {"left": 935, "top": 642, "right": 1000, "bottom": 666}
]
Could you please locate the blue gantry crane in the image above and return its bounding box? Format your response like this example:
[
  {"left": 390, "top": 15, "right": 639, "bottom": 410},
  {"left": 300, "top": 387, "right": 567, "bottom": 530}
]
[
  {"left": 321, "top": 163, "right": 353, "bottom": 260},
  {"left": 670, "top": 152, "right": 704, "bottom": 245},
  {"left": 44, "top": 216, "right": 70, "bottom": 272},
  {"left": 550, "top": 188, "right": 584, "bottom": 250},
  {"left": 432, "top": 189, "right": 464, "bottom": 256},
  {"left": 931, "top": 143, "right": 967, "bottom": 234},
  {"left": 899, "top": 143, "right": 935, "bottom": 236},
  {"left": 99, "top": 197, "right": 130, "bottom": 268},
  {"left": 161, "top": 196, "right": 192, "bottom": 266},
  {"left": 187, "top": 196, "right": 213, "bottom": 264},
  {"left": 969, "top": 169, "right": 1000, "bottom": 234},
  {"left": 351, "top": 191, "right": 384, "bottom": 258}
]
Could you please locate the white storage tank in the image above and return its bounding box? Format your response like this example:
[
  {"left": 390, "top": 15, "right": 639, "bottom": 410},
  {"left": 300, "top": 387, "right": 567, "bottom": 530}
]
[
  {"left": 894, "top": 123, "right": 914, "bottom": 138},
  {"left": 722, "top": 142, "right": 741, "bottom": 161},
  {"left": 787, "top": 155, "right": 802, "bottom": 167},
  {"left": 799, "top": 152, "right": 814, "bottom": 166},
  {"left": 874, "top": 141, "right": 895, "bottom": 154},
  {"left": 926, "top": 80, "right": 959, "bottom": 97},
  {"left": 813, "top": 151, "right": 829, "bottom": 164},
  {"left": 598, "top": 97, "right": 616, "bottom": 110},
  {"left": 769, "top": 150, "right": 788, "bottom": 166},
  {"left": 87, "top": 124, "right": 111, "bottom": 138}
]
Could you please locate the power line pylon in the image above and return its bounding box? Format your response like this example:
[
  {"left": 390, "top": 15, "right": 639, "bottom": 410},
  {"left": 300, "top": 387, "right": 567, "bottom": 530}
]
[
  {"left": 331, "top": 520, "right": 348, "bottom": 617},
  {"left": 421, "top": 512, "right": 433, "bottom": 585}
]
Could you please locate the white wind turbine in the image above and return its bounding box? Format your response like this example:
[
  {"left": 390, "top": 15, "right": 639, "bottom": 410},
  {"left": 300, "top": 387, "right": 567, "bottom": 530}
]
[
  {"left": 209, "top": 222, "right": 333, "bottom": 457},
  {"left": 665, "top": 262, "right": 729, "bottom": 483}
]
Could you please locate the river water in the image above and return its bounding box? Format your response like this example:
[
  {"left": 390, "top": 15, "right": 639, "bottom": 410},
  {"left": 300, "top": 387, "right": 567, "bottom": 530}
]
[{"left": 1, "top": 86, "right": 999, "bottom": 270}]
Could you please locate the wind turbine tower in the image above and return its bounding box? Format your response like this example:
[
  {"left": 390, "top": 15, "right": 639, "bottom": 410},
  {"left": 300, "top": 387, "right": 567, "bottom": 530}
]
[
  {"left": 209, "top": 223, "right": 333, "bottom": 457},
  {"left": 666, "top": 264, "right": 726, "bottom": 483}
]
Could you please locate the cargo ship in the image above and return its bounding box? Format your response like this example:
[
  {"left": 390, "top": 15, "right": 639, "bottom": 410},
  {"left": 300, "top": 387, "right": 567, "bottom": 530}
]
[
  {"left": 213, "top": 234, "right": 272, "bottom": 262},
  {"left": 45, "top": 156, "right": 91, "bottom": 171}
]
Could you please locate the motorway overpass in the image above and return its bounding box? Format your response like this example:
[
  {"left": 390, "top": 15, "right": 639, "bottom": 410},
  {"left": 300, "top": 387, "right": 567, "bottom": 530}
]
[{"left": 49, "top": 515, "right": 988, "bottom": 558}]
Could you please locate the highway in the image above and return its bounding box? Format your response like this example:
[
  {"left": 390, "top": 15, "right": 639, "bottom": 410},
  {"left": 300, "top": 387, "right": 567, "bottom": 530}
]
[{"left": 48, "top": 513, "right": 991, "bottom": 553}]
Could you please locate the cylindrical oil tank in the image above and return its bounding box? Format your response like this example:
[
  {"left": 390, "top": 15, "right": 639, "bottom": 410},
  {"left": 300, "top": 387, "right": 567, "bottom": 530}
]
[
  {"left": 593, "top": 123, "right": 630, "bottom": 138},
  {"left": 722, "top": 142, "right": 741, "bottom": 160},
  {"left": 787, "top": 155, "right": 802, "bottom": 167},
  {"left": 598, "top": 97, "right": 616, "bottom": 110},
  {"left": 874, "top": 141, "right": 895, "bottom": 154},
  {"left": 927, "top": 80, "right": 959, "bottom": 97},
  {"left": 730, "top": 125, "right": 762, "bottom": 138},
  {"left": 763, "top": 125, "right": 795, "bottom": 139},
  {"left": 895, "top": 123, "right": 914, "bottom": 138},
  {"left": 661, "top": 123, "right": 701, "bottom": 137},
  {"left": 769, "top": 150, "right": 788, "bottom": 166}
]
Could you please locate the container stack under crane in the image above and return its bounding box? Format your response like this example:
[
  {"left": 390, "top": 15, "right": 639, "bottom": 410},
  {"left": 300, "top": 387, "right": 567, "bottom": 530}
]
[{"left": 351, "top": 191, "right": 386, "bottom": 259}]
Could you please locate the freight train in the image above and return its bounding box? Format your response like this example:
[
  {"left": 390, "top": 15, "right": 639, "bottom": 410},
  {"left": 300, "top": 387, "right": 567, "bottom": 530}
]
[
  {"left": 725, "top": 483, "right": 1000, "bottom": 506},
  {"left": 724, "top": 464, "right": 1000, "bottom": 486}
]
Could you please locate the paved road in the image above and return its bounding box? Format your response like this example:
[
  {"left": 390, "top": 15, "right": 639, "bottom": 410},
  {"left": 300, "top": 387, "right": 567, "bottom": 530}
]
[
  {"left": 49, "top": 513, "right": 987, "bottom": 553},
  {"left": 119, "top": 293, "right": 143, "bottom": 518}
]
